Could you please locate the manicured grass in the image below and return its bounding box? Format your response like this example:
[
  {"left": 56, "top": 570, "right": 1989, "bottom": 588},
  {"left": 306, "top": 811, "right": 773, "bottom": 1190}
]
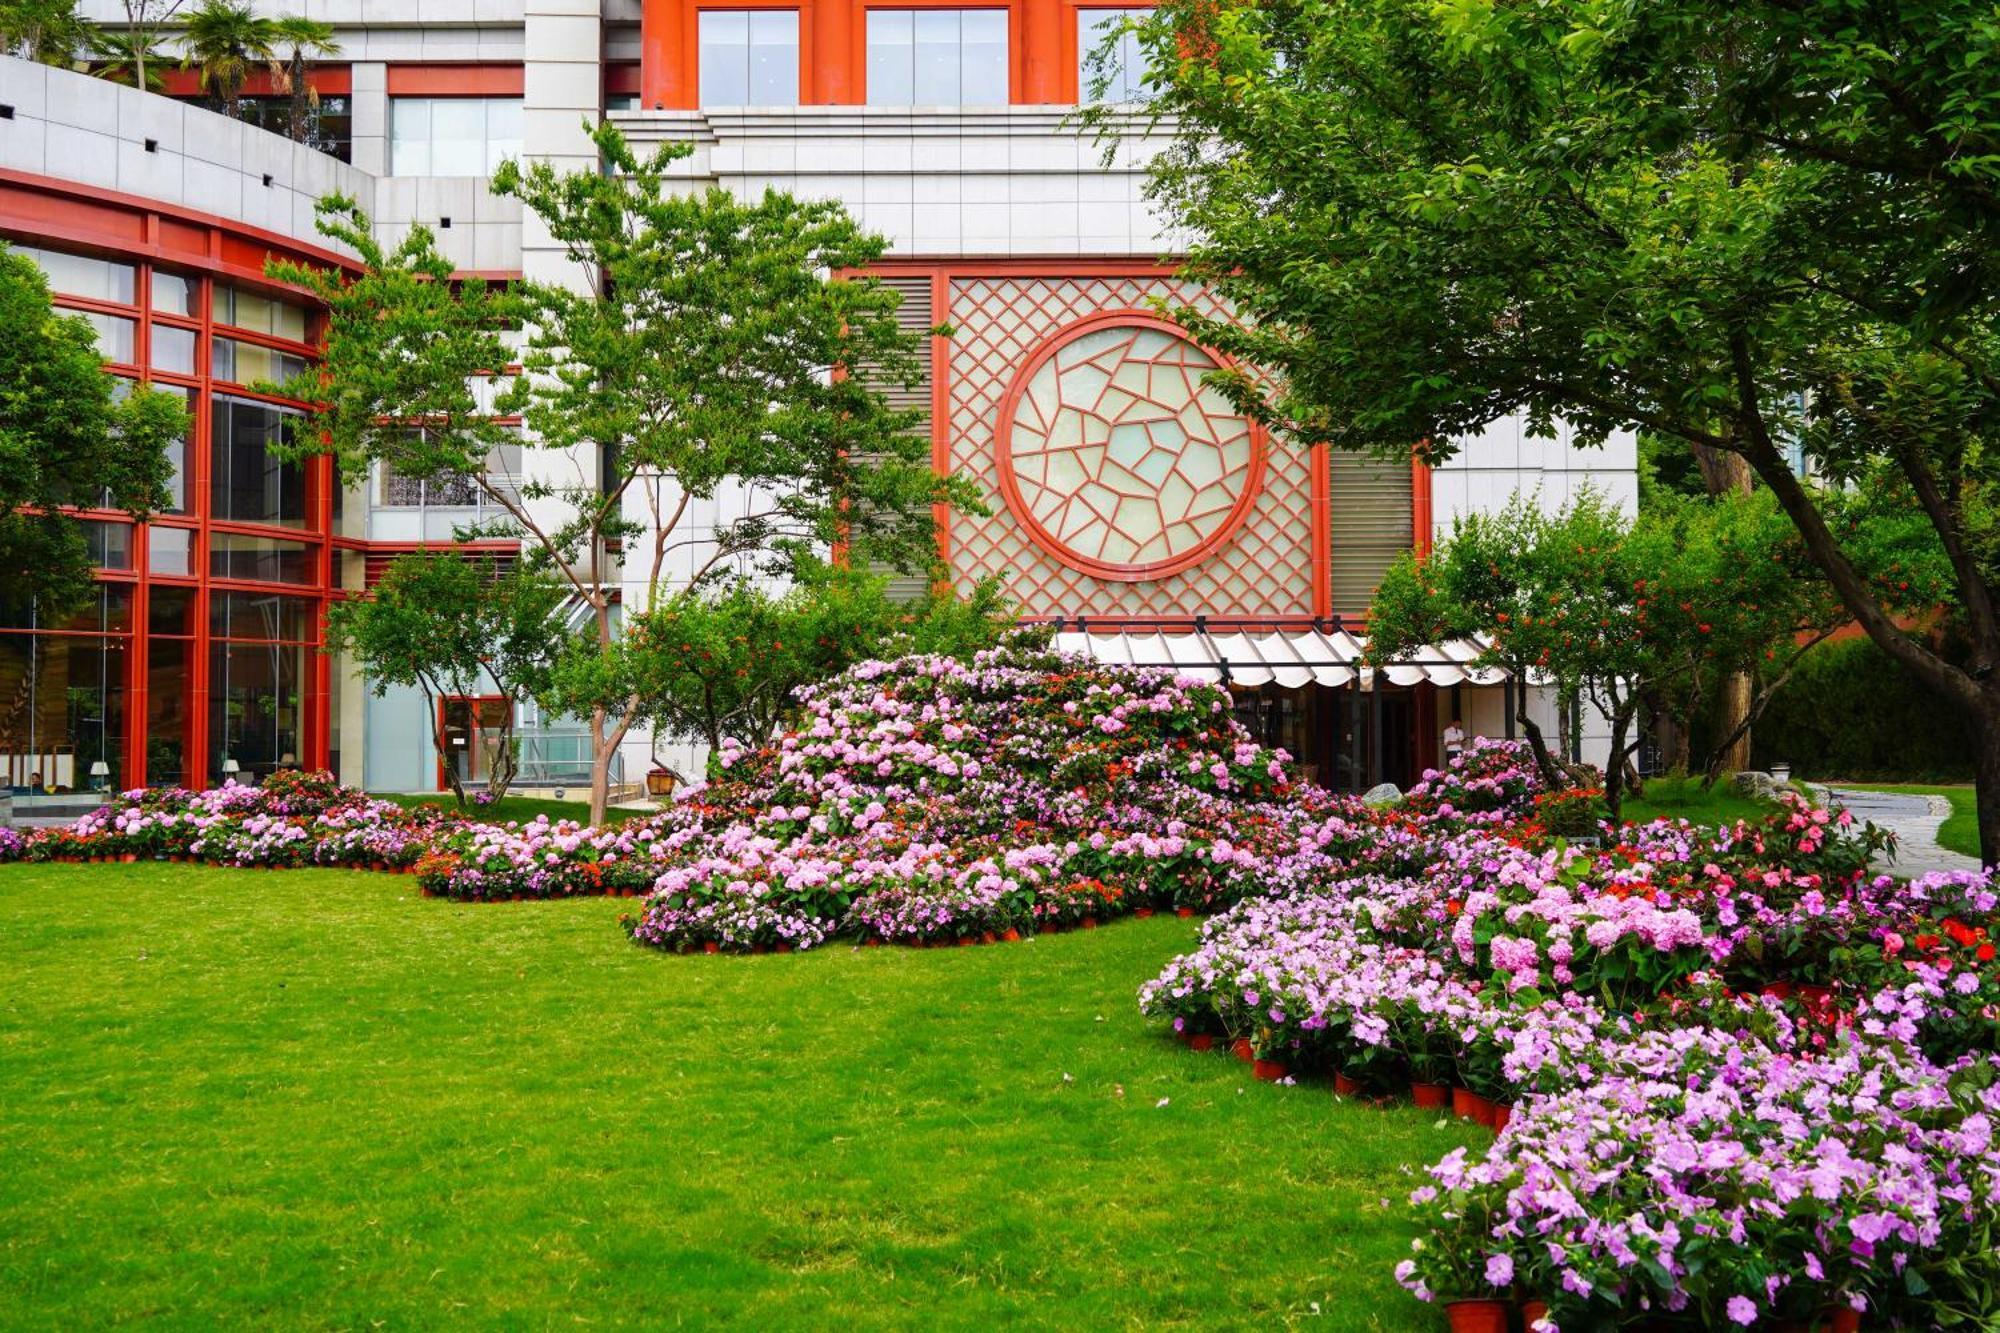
[
  {"left": 0, "top": 865, "right": 1471, "bottom": 1329},
  {"left": 375, "top": 790, "right": 652, "bottom": 825},
  {"left": 1618, "top": 773, "right": 1782, "bottom": 828},
  {"left": 1842, "top": 783, "right": 1981, "bottom": 860}
]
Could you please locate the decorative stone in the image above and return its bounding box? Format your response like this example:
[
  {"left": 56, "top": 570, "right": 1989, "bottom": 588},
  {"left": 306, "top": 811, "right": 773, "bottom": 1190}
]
[
  {"left": 1361, "top": 783, "right": 1402, "bottom": 807},
  {"left": 1730, "top": 771, "right": 1780, "bottom": 800}
]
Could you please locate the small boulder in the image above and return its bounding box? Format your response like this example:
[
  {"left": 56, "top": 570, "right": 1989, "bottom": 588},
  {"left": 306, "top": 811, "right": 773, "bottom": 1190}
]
[
  {"left": 1730, "top": 771, "right": 1779, "bottom": 801},
  {"left": 1361, "top": 782, "right": 1403, "bottom": 807}
]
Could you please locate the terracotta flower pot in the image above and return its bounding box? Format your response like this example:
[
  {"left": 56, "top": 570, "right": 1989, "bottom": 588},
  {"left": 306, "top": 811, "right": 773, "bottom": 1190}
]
[
  {"left": 1797, "top": 983, "right": 1833, "bottom": 1007},
  {"left": 1080, "top": 916, "right": 1098, "bottom": 930},
  {"left": 1443, "top": 1298, "right": 1510, "bottom": 1333},
  {"left": 703, "top": 941, "right": 721, "bottom": 955},
  {"left": 774, "top": 943, "right": 792, "bottom": 954},
  {"left": 1001, "top": 928, "right": 1021, "bottom": 942},
  {"left": 1134, "top": 907, "right": 1154, "bottom": 919},
  {"left": 1411, "top": 1081, "right": 1451, "bottom": 1110},
  {"left": 1252, "top": 1058, "right": 1288, "bottom": 1083},
  {"left": 119, "top": 853, "right": 138, "bottom": 863},
  {"left": 1519, "top": 1299, "right": 1549, "bottom": 1329},
  {"left": 1828, "top": 1308, "right": 1861, "bottom": 1333},
  {"left": 1452, "top": 1086, "right": 1481, "bottom": 1121},
  {"left": 1175, "top": 907, "right": 1195, "bottom": 918},
  {"left": 1333, "top": 1072, "right": 1360, "bottom": 1098},
  {"left": 1231, "top": 1037, "right": 1255, "bottom": 1063},
  {"left": 1492, "top": 1103, "right": 1513, "bottom": 1132},
  {"left": 1762, "top": 980, "right": 1796, "bottom": 1001},
  {"left": 1188, "top": 1034, "right": 1216, "bottom": 1053}
]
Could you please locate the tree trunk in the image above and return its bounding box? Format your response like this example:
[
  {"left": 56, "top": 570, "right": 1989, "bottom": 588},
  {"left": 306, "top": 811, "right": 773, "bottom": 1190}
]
[
  {"left": 1518, "top": 709, "right": 1568, "bottom": 792},
  {"left": 1977, "top": 705, "right": 2000, "bottom": 868},
  {"left": 289, "top": 53, "right": 308, "bottom": 142},
  {"left": 588, "top": 705, "right": 612, "bottom": 827},
  {"left": 1603, "top": 705, "right": 1635, "bottom": 822},
  {"left": 1714, "top": 669, "right": 1754, "bottom": 774},
  {"left": 487, "top": 711, "right": 518, "bottom": 801}
]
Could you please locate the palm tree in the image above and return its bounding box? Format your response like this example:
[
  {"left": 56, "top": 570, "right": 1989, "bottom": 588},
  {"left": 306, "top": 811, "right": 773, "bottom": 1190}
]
[
  {"left": 269, "top": 16, "right": 338, "bottom": 143},
  {"left": 92, "top": 26, "right": 168, "bottom": 92},
  {"left": 114, "top": 0, "right": 190, "bottom": 97},
  {"left": 178, "top": 0, "right": 276, "bottom": 118},
  {"left": 0, "top": 0, "right": 91, "bottom": 66}
]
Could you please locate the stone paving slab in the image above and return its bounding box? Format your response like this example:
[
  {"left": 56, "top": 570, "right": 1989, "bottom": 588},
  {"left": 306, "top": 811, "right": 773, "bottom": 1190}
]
[{"left": 1824, "top": 787, "right": 1986, "bottom": 876}]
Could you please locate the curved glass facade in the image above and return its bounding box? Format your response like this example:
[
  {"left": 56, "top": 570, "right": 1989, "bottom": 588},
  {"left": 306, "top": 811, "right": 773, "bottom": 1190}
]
[{"left": 0, "top": 240, "right": 331, "bottom": 800}]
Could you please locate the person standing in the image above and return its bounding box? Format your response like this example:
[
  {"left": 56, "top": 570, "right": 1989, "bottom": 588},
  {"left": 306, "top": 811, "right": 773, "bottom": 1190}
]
[{"left": 1442, "top": 718, "right": 1466, "bottom": 764}]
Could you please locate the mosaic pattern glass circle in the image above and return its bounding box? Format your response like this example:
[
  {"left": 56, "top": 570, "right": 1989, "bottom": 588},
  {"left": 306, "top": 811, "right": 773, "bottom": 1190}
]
[{"left": 1000, "top": 318, "right": 1263, "bottom": 579}]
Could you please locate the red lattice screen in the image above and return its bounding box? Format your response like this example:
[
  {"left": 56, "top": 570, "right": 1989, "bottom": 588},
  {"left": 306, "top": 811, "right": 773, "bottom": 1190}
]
[{"left": 945, "top": 275, "right": 1315, "bottom": 619}]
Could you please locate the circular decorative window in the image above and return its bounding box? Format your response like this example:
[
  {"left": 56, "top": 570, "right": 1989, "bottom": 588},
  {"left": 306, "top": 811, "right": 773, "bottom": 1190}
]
[{"left": 996, "top": 312, "right": 1266, "bottom": 582}]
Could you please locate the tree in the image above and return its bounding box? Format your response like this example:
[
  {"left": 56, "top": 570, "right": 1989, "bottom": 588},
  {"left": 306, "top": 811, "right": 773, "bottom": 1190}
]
[
  {"left": 0, "top": 0, "right": 89, "bottom": 64},
  {"left": 1126, "top": 0, "right": 2000, "bottom": 860},
  {"left": 0, "top": 246, "right": 186, "bottom": 625},
  {"left": 268, "top": 16, "right": 338, "bottom": 143},
  {"left": 99, "top": 0, "right": 188, "bottom": 92},
  {"left": 1367, "top": 490, "right": 1901, "bottom": 819},
  {"left": 178, "top": 0, "right": 275, "bottom": 116},
  {"left": 325, "top": 553, "right": 566, "bottom": 808},
  {"left": 630, "top": 561, "right": 1015, "bottom": 755},
  {"left": 269, "top": 122, "right": 979, "bottom": 824}
]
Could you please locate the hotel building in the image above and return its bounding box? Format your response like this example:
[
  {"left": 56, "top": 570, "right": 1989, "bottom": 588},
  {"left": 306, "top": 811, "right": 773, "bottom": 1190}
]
[{"left": 0, "top": 0, "right": 1634, "bottom": 803}]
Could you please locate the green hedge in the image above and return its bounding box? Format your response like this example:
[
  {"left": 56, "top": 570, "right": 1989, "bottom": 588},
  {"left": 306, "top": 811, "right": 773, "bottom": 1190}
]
[{"left": 1741, "top": 636, "right": 1976, "bottom": 782}]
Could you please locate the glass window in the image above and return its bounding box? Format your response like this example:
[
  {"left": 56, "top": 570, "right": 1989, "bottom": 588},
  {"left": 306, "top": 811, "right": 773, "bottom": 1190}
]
[
  {"left": 215, "top": 286, "right": 309, "bottom": 342},
  {"left": 1078, "top": 8, "right": 1154, "bottom": 102},
  {"left": 83, "top": 520, "right": 133, "bottom": 570},
  {"left": 209, "top": 638, "right": 308, "bottom": 784},
  {"left": 210, "top": 534, "right": 314, "bottom": 585},
  {"left": 0, "top": 585, "right": 133, "bottom": 634},
  {"left": 74, "top": 310, "right": 136, "bottom": 364},
  {"left": 151, "top": 269, "right": 197, "bottom": 316},
  {"left": 210, "top": 395, "right": 309, "bottom": 528},
  {"left": 868, "top": 10, "right": 1008, "bottom": 105},
  {"left": 146, "top": 637, "right": 190, "bottom": 786},
  {"left": 212, "top": 337, "right": 309, "bottom": 388},
  {"left": 151, "top": 323, "right": 196, "bottom": 375},
  {"left": 0, "top": 632, "right": 128, "bottom": 794},
  {"left": 14, "top": 245, "right": 136, "bottom": 304},
  {"left": 234, "top": 94, "right": 353, "bottom": 163},
  {"left": 699, "top": 10, "right": 800, "bottom": 105},
  {"left": 147, "top": 525, "right": 193, "bottom": 576},
  {"left": 211, "top": 590, "right": 314, "bottom": 641},
  {"left": 389, "top": 97, "right": 523, "bottom": 176},
  {"left": 158, "top": 386, "right": 196, "bottom": 514},
  {"left": 149, "top": 586, "right": 197, "bottom": 636}
]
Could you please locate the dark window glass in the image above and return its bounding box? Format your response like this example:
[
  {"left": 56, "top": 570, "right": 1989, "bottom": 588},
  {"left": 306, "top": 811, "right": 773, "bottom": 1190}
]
[
  {"left": 83, "top": 520, "right": 133, "bottom": 570},
  {"left": 208, "top": 638, "right": 308, "bottom": 783},
  {"left": 0, "top": 632, "right": 128, "bottom": 794},
  {"left": 210, "top": 590, "right": 313, "bottom": 642},
  {"left": 210, "top": 395, "right": 308, "bottom": 528},
  {"left": 149, "top": 586, "right": 197, "bottom": 636},
  {"left": 227, "top": 95, "right": 352, "bottom": 163},
  {"left": 209, "top": 534, "right": 313, "bottom": 585},
  {"left": 0, "top": 585, "right": 133, "bottom": 634},
  {"left": 146, "top": 638, "right": 190, "bottom": 786}
]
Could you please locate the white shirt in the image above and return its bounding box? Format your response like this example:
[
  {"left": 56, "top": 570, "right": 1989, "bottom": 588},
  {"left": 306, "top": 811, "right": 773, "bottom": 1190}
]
[{"left": 1442, "top": 725, "right": 1466, "bottom": 753}]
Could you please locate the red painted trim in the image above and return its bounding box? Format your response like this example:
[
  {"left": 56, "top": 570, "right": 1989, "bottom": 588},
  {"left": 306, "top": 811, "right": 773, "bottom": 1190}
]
[
  {"left": 992, "top": 309, "right": 1267, "bottom": 583},
  {"left": 1023, "top": 614, "right": 1366, "bottom": 630},
  {"left": 867, "top": 255, "right": 1179, "bottom": 277},
  {"left": 1309, "top": 443, "right": 1332, "bottom": 618},
  {"left": 0, "top": 170, "right": 359, "bottom": 284},
  {"left": 929, "top": 270, "right": 953, "bottom": 586},
  {"left": 159, "top": 67, "right": 353, "bottom": 98},
  {"left": 1411, "top": 453, "right": 1433, "bottom": 555},
  {"left": 605, "top": 62, "right": 643, "bottom": 96},
  {"left": 640, "top": 0, "right": 682, "bottom": 108},
  {"left": 386, "top": 64, "right": 526, "bottom": 97}
]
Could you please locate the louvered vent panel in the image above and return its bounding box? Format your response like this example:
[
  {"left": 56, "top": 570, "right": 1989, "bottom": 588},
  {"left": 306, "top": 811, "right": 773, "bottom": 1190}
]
[
  {"left": 855, "top": 274, "right": 936, "bottom": 604},
  {"left": 1328, "top": 454, "right": 1414, "bottom": 612}
]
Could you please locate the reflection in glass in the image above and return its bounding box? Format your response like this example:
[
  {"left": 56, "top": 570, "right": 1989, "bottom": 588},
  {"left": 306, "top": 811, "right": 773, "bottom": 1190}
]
[
  {"left": 1078, "top": 8, "right": 1155, "bottom": 102},
  {"left": 146, "top": 637, "right": 189, "bottom": 786},
  {"left": 210, "top": 591, "right": 313, "bottom": 642},
  {"left": 209, "top": 639, "right": 307, "bottom": 783},
  {"left": 868, "top": 10, "right": 1007, "bottom": 105},
  {"left": 210, "top": 534, "right": 313, "bottom": 584},
  {"left": 699, "top": 10, "right": 800, "bottom": 105},
  {"left": 210, "top": 395, "right": 308, "bottom": 527},
  {"left": 0, "top": 632, "right": 128, "bottom": 794},
  {"left": 151, "top": 323, "right": 196, "bottom": 374},
  {"left": 148, "top": 525, "right": 194, "bottom": 576},
  {"left": 15, "top": 246, "right": 136, "bottom": 304}
]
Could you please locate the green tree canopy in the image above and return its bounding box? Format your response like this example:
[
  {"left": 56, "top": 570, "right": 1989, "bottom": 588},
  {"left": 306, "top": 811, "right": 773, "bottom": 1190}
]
[
  {"left": 629, "top": 561, "right": 1016, "bottom": 757},
  {"left": 325, "top": 553, "right": 567, "bottom": 806},
  {"left": 270, "top": 122, "right": 979, "bottom": 822},
  {"left": 1128, "top": 0, "right": 2000, "bottom": 856},
  {"left": 0, "top": 246, "right": 186, "bottom": 626}
]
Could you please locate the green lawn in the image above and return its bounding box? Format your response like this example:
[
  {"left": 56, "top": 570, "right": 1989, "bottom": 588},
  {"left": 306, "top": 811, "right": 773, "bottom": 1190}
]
[
  {"left": 1840, "top": 783, "right": 1981, "bottom": 860},
  {"left": 0, "top": 865, "right": 1469, "bottom": 1329},
  {"left": 1618, "top": 772, "right": 1784, "bottom": 827},
  {"left": 376, "top": 791, "right": 652, "bottom": 825}
]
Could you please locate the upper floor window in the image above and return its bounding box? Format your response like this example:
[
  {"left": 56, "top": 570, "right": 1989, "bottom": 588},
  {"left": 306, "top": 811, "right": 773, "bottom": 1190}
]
[
  {"left": 389, "top": 97, "right": 522, "bottom": 177},
  {"left": 234, "top": 95, "right": 354, "bottom": 163},
  {"left": 216, "top": 285, "right": 311, "bottom": 343},
  {"left": 699, "top": 10, "right": 801, "bottom": 106},
  {"left": 12, "top": 245, "right": 135, "bottom": 305},
  {"left": 1078, "top": 8, "right": 1154, "bottom": 102},
  {"left": 866, "top": 10, "right": 1008, "bottom": 106}
]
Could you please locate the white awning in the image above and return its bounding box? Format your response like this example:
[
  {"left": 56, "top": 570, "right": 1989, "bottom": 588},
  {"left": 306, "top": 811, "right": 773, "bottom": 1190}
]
[{"left": 1049, "top": 627, "right": 1510, "bottom": 689}]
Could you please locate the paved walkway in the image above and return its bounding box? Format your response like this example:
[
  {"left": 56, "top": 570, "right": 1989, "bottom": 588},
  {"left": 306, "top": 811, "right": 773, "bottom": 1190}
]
[{"left": 1823, "top": 787, "right": 1986, "bottom": 876}]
